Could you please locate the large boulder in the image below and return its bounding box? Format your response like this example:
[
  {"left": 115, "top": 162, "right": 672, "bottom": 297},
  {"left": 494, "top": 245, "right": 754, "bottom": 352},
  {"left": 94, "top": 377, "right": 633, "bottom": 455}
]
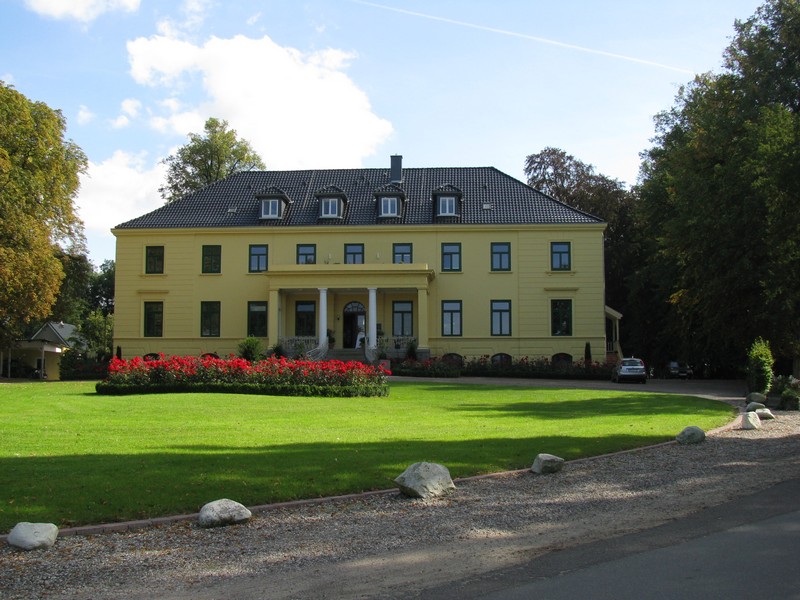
[
  {"left": 197, "top": 499, "right": 252, "bottom": 528},
  {"left": 531, "top": 453, "right": 565, "bottom": 474},
  {"left": 7, "top": 522, "right": 59, "bottom": 551},
  {"left": 746, "top": 392, "right": 767, "bottom": 405},
  {"left": 395, "top": 462, "right": 455, "bottom": 499},
  {"left": 755, "top": 408, "right": 776, "bottom": 420},
  {"left": 676, "top": 426, "right": 706, "bottom": 444},
  {"left": 745, "top": 401, "right": 766, "bottom": 412},
  {"left": 741, "top": 411, "right": 762, "bottom": 430}
]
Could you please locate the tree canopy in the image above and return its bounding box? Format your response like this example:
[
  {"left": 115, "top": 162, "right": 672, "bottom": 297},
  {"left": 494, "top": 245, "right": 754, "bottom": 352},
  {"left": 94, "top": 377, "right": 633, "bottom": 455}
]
[
  {"left": 159, "top": 117, "right": 266, "bottom": 203},
  {"left": 0, "top": 82, "right": 87, "bottom": 346},
  {"left": 633, "top": 0, "right": 800, "bottom": 374}
]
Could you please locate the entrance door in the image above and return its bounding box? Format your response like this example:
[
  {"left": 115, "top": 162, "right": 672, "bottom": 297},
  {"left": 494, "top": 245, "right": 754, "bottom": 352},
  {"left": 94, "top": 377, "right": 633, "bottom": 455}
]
[{"left": 343, "top": 301, "right": 366, "bottom": 348}]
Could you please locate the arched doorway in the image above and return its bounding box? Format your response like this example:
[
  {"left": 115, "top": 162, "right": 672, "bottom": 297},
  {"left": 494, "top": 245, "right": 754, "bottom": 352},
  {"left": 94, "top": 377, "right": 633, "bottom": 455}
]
[{"left": 343, "top": 301, "right": 366, "bottom": 348}]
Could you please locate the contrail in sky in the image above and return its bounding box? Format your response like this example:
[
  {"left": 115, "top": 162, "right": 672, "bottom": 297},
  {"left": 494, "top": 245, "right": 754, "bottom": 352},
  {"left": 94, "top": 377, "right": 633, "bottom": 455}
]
[{"left": 351, "top": 0, "right": 694, "bottom": 75}]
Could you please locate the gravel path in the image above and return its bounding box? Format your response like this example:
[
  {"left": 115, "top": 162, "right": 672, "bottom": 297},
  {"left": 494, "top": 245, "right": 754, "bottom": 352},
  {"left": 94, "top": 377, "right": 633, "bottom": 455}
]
[{"left": 1, "top": 385, "right": 798, "bottom": 599}]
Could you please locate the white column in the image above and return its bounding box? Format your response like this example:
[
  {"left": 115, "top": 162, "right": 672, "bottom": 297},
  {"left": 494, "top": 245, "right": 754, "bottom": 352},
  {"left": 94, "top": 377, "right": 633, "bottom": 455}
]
[
  {"left": 318, "top": 288, "right": 328, "bottom": 347},
  {"left": 368, "top": 287, "right": 377, "bottom": 350}
]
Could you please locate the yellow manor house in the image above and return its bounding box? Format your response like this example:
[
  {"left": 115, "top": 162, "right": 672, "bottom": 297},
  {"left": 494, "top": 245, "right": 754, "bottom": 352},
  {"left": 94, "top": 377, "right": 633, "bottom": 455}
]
[{"left": 112, "top": 156, "right": 621, "bottom": 364}]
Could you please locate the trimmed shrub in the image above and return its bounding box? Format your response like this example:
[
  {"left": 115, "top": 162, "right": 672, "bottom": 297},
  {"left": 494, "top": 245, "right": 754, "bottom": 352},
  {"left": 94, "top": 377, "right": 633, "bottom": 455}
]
[
  {"left": 745, "top": 338, "right": 774, "bottom": 394},
  {"left": 237, "top": 337, "right": 265, "bottom": 362}
]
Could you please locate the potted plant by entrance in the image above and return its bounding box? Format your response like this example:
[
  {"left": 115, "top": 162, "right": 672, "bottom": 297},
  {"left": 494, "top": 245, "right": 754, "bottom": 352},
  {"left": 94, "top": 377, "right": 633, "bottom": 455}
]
[{"left": 327, "top": 329, "right": 335, "bottom": 349}]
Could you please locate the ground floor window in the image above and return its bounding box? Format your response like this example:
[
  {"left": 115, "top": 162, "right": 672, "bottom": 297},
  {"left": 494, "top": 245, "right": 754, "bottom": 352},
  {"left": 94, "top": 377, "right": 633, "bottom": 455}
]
[
  {"left": 144, "top": 301, "right": 163, "bottom": 337},
  {"left": 201, "top": 301, "right": 221, "bottom": 337},
  {"left": 295, "top": 301, "right": 316, "bottom": 337},
  {"left": 551, "top": 299, "right": 573, "bottom": 336},
  {"left": 247, "top": 301, "right": 267, "bottom": 337},
  {"left": 393, "top": 301, "right": 413, "bottom": 337},
  {"left": 491, "top": 300, "right": 511, "bottom": 336},
  {"left": 442, "top": 300, "right": 462, "bottom": 336}
]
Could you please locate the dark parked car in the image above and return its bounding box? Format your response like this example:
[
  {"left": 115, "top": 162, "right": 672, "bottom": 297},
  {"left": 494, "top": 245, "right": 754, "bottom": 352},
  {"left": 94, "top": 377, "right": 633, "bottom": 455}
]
[
  {"left": 612, "top": 358, "right": 647, "bottom": 383},
  {"left": 667, "top": 361, "right": 693, "bottom": 379}
]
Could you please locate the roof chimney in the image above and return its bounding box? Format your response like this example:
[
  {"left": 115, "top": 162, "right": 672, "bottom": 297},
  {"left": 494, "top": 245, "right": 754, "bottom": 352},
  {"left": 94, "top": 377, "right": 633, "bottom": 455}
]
[{"left": 390, "top": 155, "right": 403, "bottom": 183}]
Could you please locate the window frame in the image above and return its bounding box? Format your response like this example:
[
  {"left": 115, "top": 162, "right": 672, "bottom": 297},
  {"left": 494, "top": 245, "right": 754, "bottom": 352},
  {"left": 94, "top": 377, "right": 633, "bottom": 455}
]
[
  {"left": 260, "top": 198, "right": 283, "bottom": 219},
  {"left": 247, "top": 301, "right": 268, "bottom": 337},
  {"left": 344, "top": 243, "right": 365, "bottom": 264},
  {"left": 202, "top": 245, "right": 222, "bottom": 274},
  {"left": 200, "top": 301, "right": 221, "bottom": 338},
  {"left": 249, "top": 244, "right": 268, "bottom": 273},
  {"left": 296, "top": 244, "right": 316, "bottom": 265},
  {"left": 145, "top": 246, "right": 164, "bottom": 274},
  {"left": 442, "top": 300, "right": 462, "bottom": 337},
  {"left": 551, "top": 299, "right": 573, "bottom": 336},
  {"left": 392, "top": 301, "right": 413, "bottom": 337},
  {"left": 441, "top": 242, "right": 461, "bottom": 272},
  {"left": 437, "top": 195, "right": 457, "bottom": 216},
  {"left": 143, "top": 301, "right": 163, "bottom": 337},
  {"left": 491, "top": 299, "right": 512, "bottom": 336},
  {"left": 295, "top": 300, "right": 316, "bottom": 337},
  {"left": 379, "top": 196, "right": 400, "bottom": 217},
  {"left": 393, "top": 243, "right": 413, "bottom": 264},
  {"left": 320, "top": 197, "right": 339, "bottom": 218},
  {"left": 551, "top": 242, "right": 572, "bottom": 271},
  {"left": 491, "top": 242, "right": 511, "bottom": 272}
]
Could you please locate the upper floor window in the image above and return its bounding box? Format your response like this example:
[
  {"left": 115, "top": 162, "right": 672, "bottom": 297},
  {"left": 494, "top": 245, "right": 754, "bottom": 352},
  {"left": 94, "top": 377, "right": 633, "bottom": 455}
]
[
  {"left": 249, "top": 245, "right": 268, "bottom": 272},
  {"left": 297, "top": 244, "right": 316, "bottom": 264},
  {"left": 145, "top": 246, "right": 164, "bottom": 274},
  {"left": 393, "top": 243, "right": 412, "bottom": 264},
  {"left": 491, "top": 242, "right": 511, "bottom": 271},
  {"left": 320, "top": 197, "right": 340, "bottom": 218},
  {"left": 551, "top": 242, "right": 571, "bottom": 271},
  {"left": 260, "top": 198, "right": 283, "bottom": 219},
  {"left": 437, "top": 195, "right": 457, "bottom": 216},
  {"left": 442, "top": 243, "right": 461, "bottom": 272},
  {"left": 344, "top": 243, "right": 364, "bottom": 264},
  {"left": 202, "top": 245, "right": 221, "bottom": 274},
  {"left": 379, "top": 196, "right": 400, "bottom": 217},
  {"left": 295, "top": 301, "right": 316, "bottom": 337},
  {"left": 393, "top": 301, "right": 413, "bottom": 336}
]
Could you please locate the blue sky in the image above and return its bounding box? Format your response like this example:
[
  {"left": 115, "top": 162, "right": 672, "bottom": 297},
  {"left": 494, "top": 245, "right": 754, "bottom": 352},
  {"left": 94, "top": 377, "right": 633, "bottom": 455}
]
[{"left": 1, "top": 0, "right": 764, "bottom": 264}]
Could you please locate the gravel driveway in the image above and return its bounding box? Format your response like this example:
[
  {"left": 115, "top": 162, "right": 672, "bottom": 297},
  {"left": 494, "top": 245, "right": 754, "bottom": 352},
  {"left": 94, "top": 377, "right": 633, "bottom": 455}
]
[{"left": 2, "top": 379, "right": 797, "bottom": 600}]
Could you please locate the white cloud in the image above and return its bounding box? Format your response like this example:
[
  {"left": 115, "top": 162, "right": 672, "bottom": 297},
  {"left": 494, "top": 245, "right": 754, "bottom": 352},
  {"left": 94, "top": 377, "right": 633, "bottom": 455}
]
[
  {"left": 24, "top": 0, "right": 140, "bottom": 22},
  {"left": 127, "top": 33, "right": 393, "bottom": 168},
  {"left": 77, "top": 105, "right": 95, "bottom": 125},
  {"left": 246, "top": 12, "right": 262, "bottom": 26},
  {"left": 120, "top": 98, "right": 142, "bottom": 117},
  {"left": 110, "top": 115, "right": 130, "bottom": 129}
]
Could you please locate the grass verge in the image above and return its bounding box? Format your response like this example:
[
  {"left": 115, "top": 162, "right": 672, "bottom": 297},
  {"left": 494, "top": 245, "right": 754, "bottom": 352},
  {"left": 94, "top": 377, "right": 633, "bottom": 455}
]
[{"left": 0, "top": 380, "right": 735, "bottom": 530}]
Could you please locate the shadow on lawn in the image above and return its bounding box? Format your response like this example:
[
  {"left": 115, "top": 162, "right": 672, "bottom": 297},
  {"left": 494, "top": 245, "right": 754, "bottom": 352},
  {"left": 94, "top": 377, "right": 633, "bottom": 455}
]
[{"left": 2, "top": 431, "right": 693, "bottom": 530}]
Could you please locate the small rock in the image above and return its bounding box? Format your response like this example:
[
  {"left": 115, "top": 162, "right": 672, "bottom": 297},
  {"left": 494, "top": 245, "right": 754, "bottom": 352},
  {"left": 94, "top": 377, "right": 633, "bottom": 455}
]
[
  {"left": 755, "top": 408, "right": 775, "bottom": 420},
  {"left": 746, "top": 392, "right": 766, "bottom": 405},
  {"left": 741, "top": 411, "right": 761, "bottom": 430},
  {"left": 676, "top": 426, "right": 705, "bottom": 444},
  {"left": 395, "top": 462, "right": 455, "bottom": 499},
  {"left": 197, "top": 499, "right": 251, "bottom": 528},
  {"left": 7, "top": 522, "right": 59, "bottom": 551},
  {"left": 745, "top": 402, "right": 766, "bottom": 412},
  {"left": 531, "top": 453, "right": 565, "bottom": 474}
]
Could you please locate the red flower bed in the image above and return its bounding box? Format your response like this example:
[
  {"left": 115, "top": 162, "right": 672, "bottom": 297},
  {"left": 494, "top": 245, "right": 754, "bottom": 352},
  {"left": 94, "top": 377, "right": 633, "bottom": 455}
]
[{"left": 96, "top": 354, "right": 390, "bottom": 397}]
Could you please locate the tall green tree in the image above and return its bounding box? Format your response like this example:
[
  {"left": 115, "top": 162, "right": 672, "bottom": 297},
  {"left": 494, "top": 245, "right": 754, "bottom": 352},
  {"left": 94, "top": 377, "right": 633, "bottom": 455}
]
[
  {"left": 634, "top": 0, "right": 800, "bottom": 375},
  {"left": 88, "top": 259, "right": 115, "bottom": 316},
  {"left": 0, "top": 82, "right": 87, "bottom": 346},
  {"left": 159, "top": 117, "right": 266, "bottom": 203}
]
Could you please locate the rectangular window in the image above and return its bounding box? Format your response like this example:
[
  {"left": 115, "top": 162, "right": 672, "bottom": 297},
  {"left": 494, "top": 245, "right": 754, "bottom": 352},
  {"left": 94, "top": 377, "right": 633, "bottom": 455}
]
[
  {"left": 321, "top": 197, "right": 339, "bottom": 218},
  {"left": 491, "top": 300, "right": 511, "bottom": 336},
  {"left": 393, "top": 243, "right": 413, "bottom": 264},
  {"left": 438, "top": 195, "right": 457, "bottom": 216},
  {"left": 442, "top": 243, "right": 461, "bottom": 272},
  {"left": 442, "top": 301, "right": 462, "bottom": 336},
  {"left": 344, "top": 243, "right": 364, "bottom": 264},
  {"left": 393, "top": 301, "right": 413, "bottom": 336},
  {"left": 202, "top": 245, "right": 221, "bottom": 274},
  {"left": 260, "top": 198, "right": 281, "bottom": 219},
  {"left": 247, "top": 301, "right": 268, "bottom": 337},
  {"left": 145, "top": 246, "right": 164, "bottom": 274},
  {"left": 297, "top": 244, "right": 316, "bottom": 264},
  {"left": 249, "top": 245, "right": 268, "bottom": 272},
  {"left": 380, "top": 196, "right": 399, "bottom": 217},
  {"left": 295, "top": 301, "right": 316, "bottom": 337},
  {"left": 143, "top": 301, "right": 163, "bottom": 337},
  {"left": 201, "top": 301, "right": 221, "bottom": 337},
  {"left": 551, "top": 242, "right": 572, "bottom": 271},
  {"left": 491, "top": 242, "right": 511, "bottom": 271},
  {"left": 551, "top": 299, "right": 573, "bottom": 336}
]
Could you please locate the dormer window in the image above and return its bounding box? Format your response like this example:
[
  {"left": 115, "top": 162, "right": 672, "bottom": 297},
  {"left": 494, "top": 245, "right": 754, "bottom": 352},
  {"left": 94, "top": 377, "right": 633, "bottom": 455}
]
[
  {"left": 379, "top": 196, "right": 399, "bottom": 217},
  {"left": 320, "top": 197, "right": 340, "bottom": 218},
  {"left": 260, "top": 198, "right": 283, "bottom": 219},
  {"left": 437, "top": 195, "right": 457, "bottom": 216}
]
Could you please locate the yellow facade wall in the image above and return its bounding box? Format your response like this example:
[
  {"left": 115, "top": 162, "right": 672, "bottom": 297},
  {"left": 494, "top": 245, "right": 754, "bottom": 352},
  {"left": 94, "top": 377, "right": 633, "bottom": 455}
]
[{"left": 113, "top": 223, "right": 607, "bottom": 362}]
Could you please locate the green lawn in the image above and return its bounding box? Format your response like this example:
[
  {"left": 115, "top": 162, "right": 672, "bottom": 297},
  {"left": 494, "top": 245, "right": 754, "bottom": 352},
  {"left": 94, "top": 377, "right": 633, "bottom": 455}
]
[{"left": 0, "top": 380, "right": 735, "bottom": 531}]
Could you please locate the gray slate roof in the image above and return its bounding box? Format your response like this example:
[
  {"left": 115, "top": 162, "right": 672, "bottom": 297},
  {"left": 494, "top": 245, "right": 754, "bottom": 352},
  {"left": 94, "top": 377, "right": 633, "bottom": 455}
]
[{"left": 115, "top": 166, "right": 603, "bottom": 229}]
